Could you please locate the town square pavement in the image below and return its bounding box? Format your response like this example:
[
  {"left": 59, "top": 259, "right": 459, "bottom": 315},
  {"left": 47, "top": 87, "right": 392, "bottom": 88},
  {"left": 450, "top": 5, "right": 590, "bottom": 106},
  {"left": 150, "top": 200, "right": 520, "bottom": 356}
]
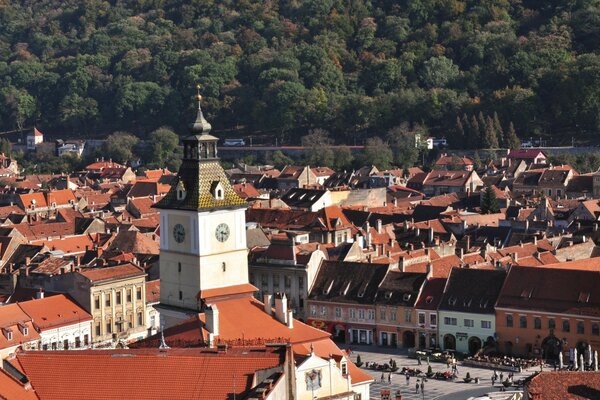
[{"left": 344, "top": 345, "right": 539, "bottom": 399}]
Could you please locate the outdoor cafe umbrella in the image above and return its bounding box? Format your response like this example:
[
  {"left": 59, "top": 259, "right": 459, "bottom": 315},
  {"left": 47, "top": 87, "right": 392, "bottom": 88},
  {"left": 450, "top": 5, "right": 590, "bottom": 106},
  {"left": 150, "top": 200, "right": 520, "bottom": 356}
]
[
  {"left": 595, "top": 351, "right": 598, "bottom": 372},
  {"left": 574, "top": 348, "right": 578, "bottom": 370},
  {"left": 579, "top": 354, "right": 585, "bottom": 371},
  {"left": 559, "top": 351, "right": 563, "bottom": 369}
]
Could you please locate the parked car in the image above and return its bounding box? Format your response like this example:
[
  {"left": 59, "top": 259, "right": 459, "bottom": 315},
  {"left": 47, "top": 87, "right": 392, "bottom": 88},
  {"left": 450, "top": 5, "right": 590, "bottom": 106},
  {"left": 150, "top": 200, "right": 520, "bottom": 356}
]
[{"left": 223, "top": 138, "right": 245, "bottom": 146}]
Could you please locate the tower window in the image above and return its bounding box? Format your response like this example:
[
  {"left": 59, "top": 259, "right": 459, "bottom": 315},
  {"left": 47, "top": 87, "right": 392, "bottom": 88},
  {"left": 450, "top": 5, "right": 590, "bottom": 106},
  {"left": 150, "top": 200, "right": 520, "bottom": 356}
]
[
  {"left": 210, "top": 181, "right": 225, "bottom": 200},
  {"left": 222, "top": 262, "right": 226, "bottom": 272},
  {"left": 179, "top": 291, "right": 183, "bottom": 300},
  {"left": 176, "top": 181, "right": 186, "bottom": 201},
  {"left": 178, "top": 262, "right": 182, "bottom": 273}
]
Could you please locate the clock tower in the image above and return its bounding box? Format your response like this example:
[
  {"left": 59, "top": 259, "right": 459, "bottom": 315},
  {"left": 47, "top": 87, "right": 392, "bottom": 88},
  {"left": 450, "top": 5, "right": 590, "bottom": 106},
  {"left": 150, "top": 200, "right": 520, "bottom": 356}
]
[{"left": 154, "top": 90, "right": 252, "bottom": 321}]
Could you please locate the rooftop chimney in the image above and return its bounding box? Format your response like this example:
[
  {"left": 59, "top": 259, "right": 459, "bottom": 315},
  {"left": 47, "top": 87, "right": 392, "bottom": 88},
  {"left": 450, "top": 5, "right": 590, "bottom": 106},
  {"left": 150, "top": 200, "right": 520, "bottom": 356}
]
[
  {"left": 205, "top": 304, "right": 219, "bottom": 337},
  {"left": 263, "top": 293, "right": 273, "bottom": 315},
  {"left": 274, "top": 293, "right": 288, "bottom": 324},
  {"left": 376, "top": 219, "right": 382, "bottom": 234},
  {"left": 35, "top": 288, "right": 44, "bottom": 299},
  {"left": 286, "top": 309, "right": 294, "bottom": 328},
  {"left": 428, "top": 227, "right": 434, "bottom": 244}
]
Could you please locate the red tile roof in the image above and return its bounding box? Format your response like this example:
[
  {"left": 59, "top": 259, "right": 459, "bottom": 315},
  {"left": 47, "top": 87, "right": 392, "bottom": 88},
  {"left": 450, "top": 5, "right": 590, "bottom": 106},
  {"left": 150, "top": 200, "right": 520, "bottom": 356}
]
[
  {"left": 526, "top": 371, "right": 600, "bottom": 400},
  {"left": 77, "top": 263, "right": 145, "bottom": 283},
  {"left": 15, "top": 347, "right": 284, "bottom": 400},
  {"left": 85, "top": 161, "right": 126, "bottom": 170},
  {"left": 0, "top": 367, "right": 38, "bottom": 400},
  {"left": 0, "top": 304, "right": 40, "bottom": 351},
  {"left": 145, "top": 280, "right": 160, "bottom": 303},
  {"left": 18, "top": 294, "right": 92, "bottom": 331},
  {"left": 198, "top": 283, "right": 258, "bottom": 301}
]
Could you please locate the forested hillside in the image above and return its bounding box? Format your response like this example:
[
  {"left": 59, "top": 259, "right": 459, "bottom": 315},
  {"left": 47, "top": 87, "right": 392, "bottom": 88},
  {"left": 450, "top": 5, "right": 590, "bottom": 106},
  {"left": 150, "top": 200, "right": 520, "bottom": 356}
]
[{"left": 1, "top": 0, "right": 600, "bottom": 146}]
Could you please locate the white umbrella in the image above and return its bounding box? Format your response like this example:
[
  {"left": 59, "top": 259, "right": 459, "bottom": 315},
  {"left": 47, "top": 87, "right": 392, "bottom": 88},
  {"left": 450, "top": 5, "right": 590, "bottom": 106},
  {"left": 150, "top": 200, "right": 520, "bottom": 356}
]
[
  {"left": 595, "top": 351, "right": 598, "bottom": 371},
  {"left": 579, "top": 354, "right": 584, "bottom": 371},
  {"left": 559, "top": 352, "right": 563, "bottom": 369},
  {"left": 574, "top": 348, "right": 578, "bottom": 370},
  {"left": 587, "top": 344, "right": 592, "bottom": 365}
]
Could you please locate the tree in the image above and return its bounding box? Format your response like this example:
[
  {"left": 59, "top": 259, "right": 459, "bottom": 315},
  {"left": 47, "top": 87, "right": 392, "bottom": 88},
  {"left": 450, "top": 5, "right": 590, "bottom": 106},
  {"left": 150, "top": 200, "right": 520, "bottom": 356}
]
[
  {"left": 469, "top": 115, "right": 480, "bottom": 149},
  {"left": 147, "top": 127, "right": 181, "bottom": 170},
  {"left": 103, "top": 132, "right": 139, "bottom": 164},
  {"left": 419, "top": 56, "right": 460, "bottom": 88},
  {"left": 493, "top": 112, "right": 504, "bottom": 147},
  {"left": 483, "top": 116, "right": 499, "bottom": 149},
  {"left": 361, "top": 137, "right": 393, "bottom": 170},
  {"left": 451, "top": 116, "right": 465, "bottom": 148},
  {"left": 333, "top": 146, "right": 354, "bottom": 171},
  {"left": 481, "top": 186, "right": 500, "bottom": 214},
  {"left": 386, "top": 123, "right": 421, "bottom": 169},
  {"left": 504, "top": 122, "right": 521, "bottom": 149},
  {"left": 269, "top": 150, "right": 294, "bottom": 169},
  {"left": 301, "top": 128, "right": 334, "bottom": 167},
  {"left": 0, "top": 139, "right": 11, "bottom": 156}
]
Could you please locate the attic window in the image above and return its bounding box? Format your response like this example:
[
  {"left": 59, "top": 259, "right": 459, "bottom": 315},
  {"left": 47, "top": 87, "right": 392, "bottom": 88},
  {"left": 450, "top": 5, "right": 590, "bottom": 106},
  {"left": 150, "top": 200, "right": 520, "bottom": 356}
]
[
  {"left": 463, "top": 298, "right": 472, "bottom": 307},
  {"left": 18, "top": 323, "right": 28, "bottom": 336},
  {"left": 176, "top": 181, "right": 186, "bottom": 201},
  {"left": 578, "top": 292, "right": 590, "bottom": 303},
  {"left": 385, "top": 292, "right": 393, "bottom": 300},
  {"left": 448, "top": 296, "right": 457, "bottom": 305},
  {"left": 341, "top": 281, "right": 351, "bottom": 296},
  {"left": 480, "top": 298, "right": 489, "bottom": 308},
  {"left": 211, "top": 181, "right": 225, "bottom": 200},
  {"left": 324, "top": 280, "right": 334, "bottom": 295},
  {"left": 520, "top": 288, "right": 534, "bottom": 299},
  {"left": 3, "top": 328, "right": 12, "bottom": 341},
  {"left": 403, "top": 293, "right": 412, "bottom": 302},
  {"left": 357, "top": 282, "right": 368, "bottom": 298},
  {"left": 425, "top": 296, "right": 434, "bottom": 304}
]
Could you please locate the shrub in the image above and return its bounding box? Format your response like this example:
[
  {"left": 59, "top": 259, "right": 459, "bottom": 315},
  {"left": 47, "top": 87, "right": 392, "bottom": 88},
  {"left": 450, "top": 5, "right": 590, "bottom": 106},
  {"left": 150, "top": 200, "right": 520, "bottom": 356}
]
[{"left": 356, "top": 354, "right": 363, "bottom": 368}]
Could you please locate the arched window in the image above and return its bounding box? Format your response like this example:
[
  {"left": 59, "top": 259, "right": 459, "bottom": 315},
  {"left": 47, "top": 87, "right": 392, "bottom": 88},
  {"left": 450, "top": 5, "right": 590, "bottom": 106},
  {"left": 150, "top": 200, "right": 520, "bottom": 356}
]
[
  {"left": 548, "top": 319, "right": 556, "bottom": 330},
  {"left": 592, "top": 323, "right": 599, "bottom": 336},
  {"left": 519, "top": 316, "right": 527, "bottom": 329},
  {"left": 562, "top": 320, "right": 570, "bottom": 333},
  {"left": 577, "top": 321, "right": 585, "bottom": 335},
  {"left": 534, "top": 317, "right": 541, "bottom": 330},
  {"left": 506, "top": 315, "right": 513, "bottom": 327}
]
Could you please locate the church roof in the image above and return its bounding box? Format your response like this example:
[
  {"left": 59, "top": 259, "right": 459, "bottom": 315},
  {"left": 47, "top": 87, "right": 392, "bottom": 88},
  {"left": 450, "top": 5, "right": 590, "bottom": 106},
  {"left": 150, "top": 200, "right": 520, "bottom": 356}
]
[{"left": 154, "top": 160, "right": 247, "bottom": 211}]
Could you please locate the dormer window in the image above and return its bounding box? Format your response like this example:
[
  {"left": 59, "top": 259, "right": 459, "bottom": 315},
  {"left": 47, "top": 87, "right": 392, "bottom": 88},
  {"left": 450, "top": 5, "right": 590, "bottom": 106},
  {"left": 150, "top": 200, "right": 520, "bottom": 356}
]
[
  {"left": 324, "top": 279, "right": 334, "bottom": 295},
  {"left": 448, "top": 296, "right": 457, "bottom": 306},
  {"left": 403, "top": 293, "right": 412, "bottom": 302},
  {"left": 18, "top": 323, "right": 28, "bottom": 336},
  {"left": 341, "top": 362, "right": 348, "bottom": 375},
  {"left": 176, "top": 181, "right": 187, "bottom": 201},
  {"left": 3, "top": 328, "right": 13, "bottom": 340},
  {"left": 211, "top": 181, "right": 224, "bottom": 200}
]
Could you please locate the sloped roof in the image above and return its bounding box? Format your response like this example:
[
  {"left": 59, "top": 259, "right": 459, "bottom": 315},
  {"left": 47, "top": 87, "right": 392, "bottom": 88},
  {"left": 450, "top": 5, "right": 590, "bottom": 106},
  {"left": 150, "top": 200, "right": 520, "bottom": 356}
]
[
  {"left": 375, "top": 271, "right": 427, "bottom": 306},
  {"left": 507, "top": 149, "right": 547, "bottom": 159},
  {"left": 497, "top": 265, "right": 600, "bottom": 317},
  {"left": 14, "top": 347, "right": 284, "bottom": 400},
  {"left": 18, "top": 294, "right": 92, "bottom": 330},
  {"left": 104, "top": 231, "right": 159, "bottom": 255},
  {"left": 414, "top": 277, "right": 447, "bottom": 310},
  {"left": 77, "top": 263, "right": 145, "bottom": 283},
  {"left": 308, "top": 261, "right": 389, "bottom": 304},
  {"left": 154, "top": 160, "right": 246, "bottom": 211},
  {"left": 439, "top": 268, "right": 506, "bottom": 314}
]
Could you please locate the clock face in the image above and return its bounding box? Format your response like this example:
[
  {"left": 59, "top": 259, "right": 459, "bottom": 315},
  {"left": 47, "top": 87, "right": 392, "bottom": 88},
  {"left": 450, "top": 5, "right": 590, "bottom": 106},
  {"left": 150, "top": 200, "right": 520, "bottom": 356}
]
[
  {"left": 215, "top": 223, "right": 230, "bottom": 242},
  {"left": 173, "top": 223, "right": 185, "bottom": 243}
]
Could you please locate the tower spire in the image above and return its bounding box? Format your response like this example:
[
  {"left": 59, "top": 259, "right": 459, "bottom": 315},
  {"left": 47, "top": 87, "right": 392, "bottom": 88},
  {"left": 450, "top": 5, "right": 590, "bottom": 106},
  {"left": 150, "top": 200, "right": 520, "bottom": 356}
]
[{"left": 189, "top": 84, "right": 212, "bottom": 135}]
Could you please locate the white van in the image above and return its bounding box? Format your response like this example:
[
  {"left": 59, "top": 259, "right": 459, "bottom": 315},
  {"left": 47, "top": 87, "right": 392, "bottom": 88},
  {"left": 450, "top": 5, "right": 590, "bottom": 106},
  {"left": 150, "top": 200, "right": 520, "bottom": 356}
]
[{"left": 223, "top": 138, "right": 245, "bottom": 146}]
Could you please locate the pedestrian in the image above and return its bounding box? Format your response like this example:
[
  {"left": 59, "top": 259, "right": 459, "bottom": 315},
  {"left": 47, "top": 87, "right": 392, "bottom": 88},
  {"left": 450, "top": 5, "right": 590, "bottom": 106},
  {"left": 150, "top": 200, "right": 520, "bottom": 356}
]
[
  {"left": 417, "top": 356, "right": 422, "bottom": 365},
  {"left": 381, "top": 373, "right": 385, "bottom": 383},
  {"left": 416, "top": 380, "right": 420, "bottom": 393},
  {"left": 500, "top": 372, "right": 503, "bottom": 382},
  {"left": 388, "top": 373, "right": 391, "bottom": 384},
  {"left": 420, "top": 381, "right": 424, "bottom": 394},
  {"left": 406, "top": 372, "right": 410, "bottom": 385},
  {"left": 491, "top": 374, "right": 496, "bottom": 386}
]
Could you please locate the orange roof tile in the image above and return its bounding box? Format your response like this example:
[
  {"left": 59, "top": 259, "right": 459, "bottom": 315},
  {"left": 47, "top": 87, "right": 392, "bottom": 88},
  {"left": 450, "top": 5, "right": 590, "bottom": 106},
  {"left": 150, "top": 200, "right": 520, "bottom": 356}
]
[
  {"left": 0, "top": 304, "right": 40, "bottom": 350},
  {"left": 31, "top": 234, "right": 98, "bottom": 255},
  {"left": 0, "top": 367, "right": 38, "bottom": 400},
  {"left": 18, "top": 294, "right": 92, "bottom": 331},
  {"left": 77, "top": 263, "right": 145, "bottom": 283},
  {"left": 145, "top": 280, "right": 160, "bottom": 303},
  {"left": 15, "top": 347, "right": 284, "bottom": 400},
  {"left": 199, "top": 283, "right": 258, "bottom": 301}
]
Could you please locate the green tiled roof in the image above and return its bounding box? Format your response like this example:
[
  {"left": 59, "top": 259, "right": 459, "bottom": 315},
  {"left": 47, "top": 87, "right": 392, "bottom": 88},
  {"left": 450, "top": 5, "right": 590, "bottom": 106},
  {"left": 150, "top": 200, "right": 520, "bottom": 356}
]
[{"left": 154, "top": 160, "right": 247, "bottom": 211}]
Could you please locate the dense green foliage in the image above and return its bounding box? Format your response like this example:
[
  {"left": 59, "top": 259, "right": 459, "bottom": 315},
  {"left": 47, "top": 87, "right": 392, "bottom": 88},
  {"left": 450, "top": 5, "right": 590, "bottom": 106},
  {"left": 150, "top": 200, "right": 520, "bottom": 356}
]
[{"left": 1, "top": 0, "right": 600, "bottom": 145}]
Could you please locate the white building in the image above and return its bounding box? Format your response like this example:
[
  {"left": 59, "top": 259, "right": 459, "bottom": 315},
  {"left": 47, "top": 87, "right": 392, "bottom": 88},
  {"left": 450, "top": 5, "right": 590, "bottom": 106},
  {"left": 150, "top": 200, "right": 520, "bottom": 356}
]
[{"left": 18, "top": 294, "right": 93, "bottom": 350}]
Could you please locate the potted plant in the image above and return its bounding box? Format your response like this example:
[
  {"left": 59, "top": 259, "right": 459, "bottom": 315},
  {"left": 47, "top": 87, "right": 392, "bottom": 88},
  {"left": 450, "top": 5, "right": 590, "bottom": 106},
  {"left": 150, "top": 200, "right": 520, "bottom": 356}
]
[
  {"left": 463, "top": 372, "right": 473, "bottom": 383},
  {"left": 355, "top": 354, "right": 363, "bottom": 368},
  {"left": 426, "top": 365, "right": 434, "bottom": 378}
]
